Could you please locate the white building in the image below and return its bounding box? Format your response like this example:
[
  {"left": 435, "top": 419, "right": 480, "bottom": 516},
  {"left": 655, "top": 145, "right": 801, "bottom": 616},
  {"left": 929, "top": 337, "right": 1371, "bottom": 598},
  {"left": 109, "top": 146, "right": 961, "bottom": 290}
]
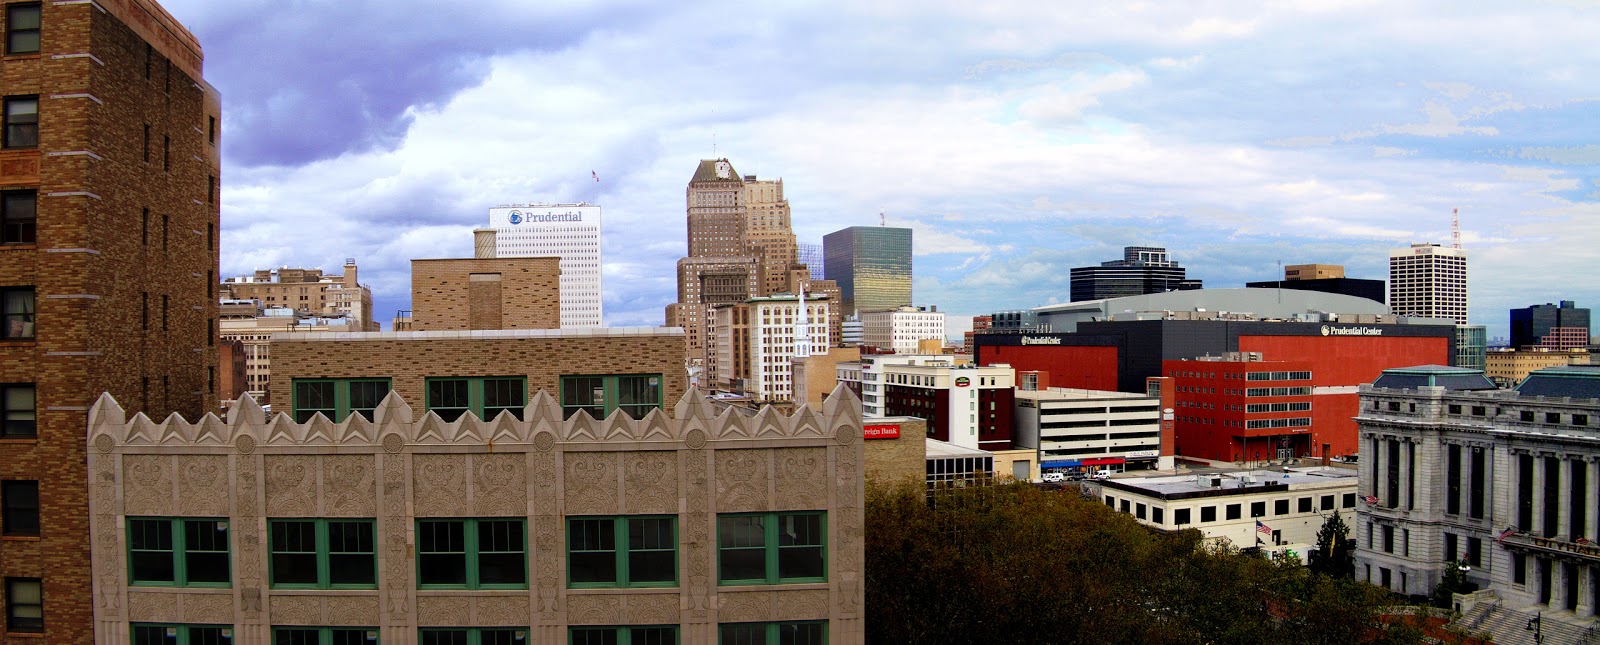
[
  {"left": 711, "top": 293, "right": 830, "bottom": 403},
  {"left": 490, "top": 203, "right": 603, "bottom": 327},
  {"left": 1356, "top": 365, "right": 1600, "bottom": 638},
  {"left": 1389, "top": 243, "right": 1468, "bottom": 325},
  {"left": 836, "top": 355, "right": 1014, "bottom": 451},
  {"left": 840, "top": 317, "right": 864, "bottom": 345},
  {"left": 861, "top": 306, "right": 946, "bottom": 354},
  {"left": 1101, "top": 467, "right": 1361, "bottom": 551},
  {"left": 1016, "top": 387, "right": 1171, "bottom": 472}
]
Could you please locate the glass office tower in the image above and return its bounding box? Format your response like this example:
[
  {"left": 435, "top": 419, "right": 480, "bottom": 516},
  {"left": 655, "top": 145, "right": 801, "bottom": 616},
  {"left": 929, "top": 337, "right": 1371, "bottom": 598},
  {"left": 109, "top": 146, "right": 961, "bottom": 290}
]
[{"left": 823, "top": 226, "right": 913, "bottom": 315}]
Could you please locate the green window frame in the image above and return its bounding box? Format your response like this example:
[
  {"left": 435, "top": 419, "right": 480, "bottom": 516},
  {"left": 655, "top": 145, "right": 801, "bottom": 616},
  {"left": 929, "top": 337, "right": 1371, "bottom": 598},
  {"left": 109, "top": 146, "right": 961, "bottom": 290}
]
[
  {"left": 131, "top": 623, "right": 234, "bottom": 645},
  {"left": 569, "top": 625, "right": 679, "bottom": 645},
  {"left": 425, "top": 376, "right": 526, "bottom": 422},
  {"left": 560, "top": 374, "right": 662, "bottom": 420},
  {"left": 271, "top": 627, "right": 378, "bottom": 645},
  {"left": 418, "top": 628, "right": 528, "bottom": 645},
  {"left": 291, "top": 378, "right": 391, "bottom": 423},
  {"left": 717, "top": 512, "right": 826, "bottom": 585},
  {"left": 567, "top": 516, "right": 677, "bottom": 588},
  {"left": 416, "top": 518, "right": 527, "bottom": 589},
  {"left": 127, "top": 518, "right": 231, "bottom": 588},
  {"left": 268, "top": 519, "right": 377, "bottom": 589},
  {"left": 716, "top": 621, "right": 826, "bottom": 645}
]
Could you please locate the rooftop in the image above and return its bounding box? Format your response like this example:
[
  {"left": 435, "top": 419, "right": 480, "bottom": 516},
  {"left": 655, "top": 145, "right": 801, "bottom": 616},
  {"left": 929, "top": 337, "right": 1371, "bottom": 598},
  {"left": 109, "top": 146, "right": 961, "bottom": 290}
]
[
  {"left": 1371, "top": 365, "right": 1498, "bottom": 391},
  {"left": 1516, "top": 365, "right": 1600, "bottom": 399},
  {"left": 1103, "top": 467, "right": 1358, "bottom": 500},
  {"left": 1015, "top": 387, "right": 1155, "bottom": 402},
  {"left": 270, "top": 326, "right": 682, "bottom": 342}
]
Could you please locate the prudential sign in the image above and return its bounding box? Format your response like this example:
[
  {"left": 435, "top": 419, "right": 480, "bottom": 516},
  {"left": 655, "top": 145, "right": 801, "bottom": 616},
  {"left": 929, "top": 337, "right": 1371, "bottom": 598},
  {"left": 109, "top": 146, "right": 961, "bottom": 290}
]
[{"left": 1321, "top": 325, "right": 1384, "bottom": 337}]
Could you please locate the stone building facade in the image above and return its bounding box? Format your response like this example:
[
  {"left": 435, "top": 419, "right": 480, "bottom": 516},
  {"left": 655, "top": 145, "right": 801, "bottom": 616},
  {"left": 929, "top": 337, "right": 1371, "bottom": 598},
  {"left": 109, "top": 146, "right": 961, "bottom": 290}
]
[
  {"left": 410, "top": 257, "right": 561, "bottom": 332},
  {"left": 83, "top": 385, "right": 866, "bottom": 644},
  {"left": 219, "top": 261, "right": 377, "bottom": 331},
  {"left": 0, "top": 0, "right": 219, "bottom": 641},
  {"left": 1355, "top": 365, "right": 1599, "bottom": 639}
]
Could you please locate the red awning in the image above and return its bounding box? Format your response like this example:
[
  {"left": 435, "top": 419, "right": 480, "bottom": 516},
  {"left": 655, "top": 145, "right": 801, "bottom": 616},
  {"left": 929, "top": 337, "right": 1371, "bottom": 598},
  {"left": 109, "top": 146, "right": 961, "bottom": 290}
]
[{"left": 1081, "top": 457, "right": 1127, "bottom": 466}]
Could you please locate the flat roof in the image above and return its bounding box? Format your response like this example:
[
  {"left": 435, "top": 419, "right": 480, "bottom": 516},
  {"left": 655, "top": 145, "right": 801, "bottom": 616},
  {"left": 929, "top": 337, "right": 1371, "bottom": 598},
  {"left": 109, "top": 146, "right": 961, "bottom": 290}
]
[
  {"left": 925, "top": 439, "right": 990, "bottom": 459},
  {"left": 272, "top": 327, "right": 683, "bottom": 342},
  {"left": 1102, "top": 467, "right": 1357, "bottom": 500},
  {"left": 1016, "top": 387, "right": 1155, "bottom": 402}
]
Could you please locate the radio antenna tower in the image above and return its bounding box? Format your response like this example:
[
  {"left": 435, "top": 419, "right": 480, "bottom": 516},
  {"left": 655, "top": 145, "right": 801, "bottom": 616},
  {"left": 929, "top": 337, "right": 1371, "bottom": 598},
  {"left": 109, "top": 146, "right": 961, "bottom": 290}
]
[
  {"left": 1451, "top": 207, "right": 1461, "bottom": 249},
  {"left": 879, "top": 209, "right": 886, "bottom": 226}
]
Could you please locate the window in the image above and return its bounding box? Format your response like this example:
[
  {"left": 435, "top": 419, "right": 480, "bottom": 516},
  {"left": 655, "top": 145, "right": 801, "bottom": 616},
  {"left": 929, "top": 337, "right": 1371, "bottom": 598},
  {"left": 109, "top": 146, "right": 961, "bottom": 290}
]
[
  {"left": 271, "top": 627, "right": 376, "bottom": 645},
  {"left": 1, "top": 190, "right": 34, "bottom": 244},
  {"left": 569, "top": 626, "right": 677, "bottom": 645},
  {"left": 1174, "top": 508, "right": 1191, "bottom": 525},
  {"left": 1320, "top": 495, "right": 1335, "bottom": 511},
  {"left": 718, "top": 622, "right": 825, "bottom": 645},
  {"left": 568, "top": 516, "right": 676, "bottom": 588},
  {"left": 269, "top": 519, "right": 376, "bottom": 589},
  {"left": 2, "top": 288, "right": 33, "bottom": 339},
  {"left": 1297, "top": 497, "right": 1312, "bottom": 513},
  {"left": 1225, "top": 504, "right": 1241, "bottom": 521},
  {"left": 419, "top": 628, "right": 525, "bottom": 645},
  {"left": 1513, "top": 554, "right": 1527, "bottom": 585},
  {"left": 1200, "top": 506, "right": 1216, "bottom": 523},
  {"left": 132, "top": 624, "right": 234, "bottom": 645},
  {"left": 1444, "top": 533, "right": 1457, "bottom": 562},
  {"left": 1342, "top": 493, "right": 1356, "bottom": 508},
  {"left": 208, "top": 116, "right": 216, "bottom": 144},
  {"left": 2, "top": 480, "right": 38, "bottom": 536},
  {"left": 4, "top": 577, "right": 40, "bottom": 633},
  {"left": 561, "top": 374, "right": 662, "bottom": 420},
  {"left": 718, "top": 512, "right": 825, "bottom": 585},
  {"left": 5, "top": 4, "right": 40, "bottom": 54},
  {"left": 1467, "top": 537, "right": 1481, "bottom": 567},
  {"left": 1151, "top": 507, "right": 1164, "bottom": 525},
  {"left": 127, "top": 518, "right": 231, "bottom": 587},
  {"left": 2, "top": 97, "right": 36, "bottom": 149},
  {"left": 1, "top": 384, "right": 35, "bottom": 438},
  {"left": 292, "top": 379, "right": 390, "bottom": 423},
  {"left": 1274, "top": 499, "right": 1289, "bottom": 516},
  {"left": 162, "top": 135, "right": 170, "bottom": 172},
  {"left": 416, "top": 518, "right": 526, "bottom": 589},
  {"left": 1249, "top": 502, "right": 1265, "bottom": 518},
  {"left": 426, "top": 377, "right": 525, "bottom": 422}
]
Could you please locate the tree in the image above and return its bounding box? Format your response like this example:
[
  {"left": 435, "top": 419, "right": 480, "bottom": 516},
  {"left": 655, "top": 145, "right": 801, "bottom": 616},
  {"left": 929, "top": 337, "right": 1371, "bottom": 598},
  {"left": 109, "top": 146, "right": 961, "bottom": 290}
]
[
  {"left": 1431, "top": 559, "right": 1473, "bottom": 608},
  {"left": 1309, "top": 510, "right": 1356, "bottom": 579}
]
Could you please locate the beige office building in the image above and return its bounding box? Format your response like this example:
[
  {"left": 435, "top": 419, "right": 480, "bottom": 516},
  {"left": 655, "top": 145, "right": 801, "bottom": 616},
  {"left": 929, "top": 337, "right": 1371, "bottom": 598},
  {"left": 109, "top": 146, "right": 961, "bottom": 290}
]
[
  {"left": 221, "top": 260, "right": 377, "bottom": 331},
  {"left": 1485, "top": 348, "right": 1590, "bottom": 387},
  {"left": 218, "top": 300, "right": 359, "bottom": 403}
]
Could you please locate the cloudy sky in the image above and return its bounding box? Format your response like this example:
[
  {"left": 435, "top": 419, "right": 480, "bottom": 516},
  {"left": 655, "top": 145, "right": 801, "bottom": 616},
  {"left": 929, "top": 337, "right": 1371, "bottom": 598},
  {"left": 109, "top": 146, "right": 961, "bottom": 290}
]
[{"left": 164, "top": 1, "right": 1600, "bottom": 341}]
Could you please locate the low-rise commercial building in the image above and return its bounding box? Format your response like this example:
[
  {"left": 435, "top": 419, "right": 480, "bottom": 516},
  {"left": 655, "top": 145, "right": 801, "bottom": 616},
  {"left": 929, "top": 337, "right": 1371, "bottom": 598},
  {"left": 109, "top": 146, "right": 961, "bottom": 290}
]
[
  {"left": 1485, "top": 347, "right": 1590, "bottom": 387},
  {"left": 221, "top": 260, "right": 378, "bottom": 331},
  {"left": 837, "top": 356, "right": 1014, "bottom": 451},
  {"left": 1016, "top": 387, "right": 1169, "bottom": 473},
  {"left": 1164, "top": 354, "right": 1320, "bottom": 464},
  {"left": 1100, "top": 467, "right": 1360, "bottom": 549},
  {"left": 860, "top": 306, "right": 946, "bottom": 354}
]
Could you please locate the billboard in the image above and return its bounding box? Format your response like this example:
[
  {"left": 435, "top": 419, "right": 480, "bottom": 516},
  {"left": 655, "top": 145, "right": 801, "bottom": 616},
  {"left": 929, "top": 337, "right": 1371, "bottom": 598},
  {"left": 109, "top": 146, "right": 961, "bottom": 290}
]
[{"left": 489, "top": 204, "right": 601, "bottom": 228}]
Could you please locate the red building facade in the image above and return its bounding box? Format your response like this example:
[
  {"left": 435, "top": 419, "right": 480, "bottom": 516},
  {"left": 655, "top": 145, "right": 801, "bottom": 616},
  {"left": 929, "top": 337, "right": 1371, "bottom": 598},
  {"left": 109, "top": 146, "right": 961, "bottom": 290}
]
[{"left": 1165, "top": 358, "right": 1318, "bottom": 462}]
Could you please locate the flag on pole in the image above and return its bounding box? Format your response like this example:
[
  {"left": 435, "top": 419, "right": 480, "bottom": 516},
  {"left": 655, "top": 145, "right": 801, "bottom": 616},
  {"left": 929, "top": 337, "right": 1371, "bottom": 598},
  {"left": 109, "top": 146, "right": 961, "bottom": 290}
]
[
  {"left": 592, "top": 170, "right": 600, "bottom": 182},
  {"left": 1496, "top": 527, "right": 1517, "bottom": 544},
  {"left": 1256, "top": 520, "right": 1273, "bottom": 536},
  {"left": 1362, "top": 495, "right": 1379, "bottom": 506}
]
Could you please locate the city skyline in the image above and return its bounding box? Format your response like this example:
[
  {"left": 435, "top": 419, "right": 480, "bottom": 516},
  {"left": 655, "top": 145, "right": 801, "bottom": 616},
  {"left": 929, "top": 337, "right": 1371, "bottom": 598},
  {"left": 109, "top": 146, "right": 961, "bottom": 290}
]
[{"left": 160, "top": 1, "right": 1600, "bottom": 340}]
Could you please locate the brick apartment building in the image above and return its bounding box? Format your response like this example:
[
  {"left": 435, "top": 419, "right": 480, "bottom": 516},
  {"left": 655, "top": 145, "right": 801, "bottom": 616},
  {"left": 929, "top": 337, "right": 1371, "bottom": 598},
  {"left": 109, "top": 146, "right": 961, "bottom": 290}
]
[{"left": 0, "top": 1, "right": 219, "bottom": 641}]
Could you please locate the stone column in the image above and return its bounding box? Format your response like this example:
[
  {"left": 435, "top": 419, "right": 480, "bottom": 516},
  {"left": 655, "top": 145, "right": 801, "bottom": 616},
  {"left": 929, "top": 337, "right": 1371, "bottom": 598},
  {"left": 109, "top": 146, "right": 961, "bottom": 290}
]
[
  {"left": 1551, "top": 561, "right": 1568, "bottom": 609},
  {"left": 1575, "top": 563, "right": 1595, "bottom": 617},
  {"left": 1588, "top": 459, "right": 1599, "bottom": 542},
  {"left": 1531, "top": 455, "right": 1545, "bottom": 536},
  {"left": 1398, "top": 440, "right": 1412, "bottom": 510}
]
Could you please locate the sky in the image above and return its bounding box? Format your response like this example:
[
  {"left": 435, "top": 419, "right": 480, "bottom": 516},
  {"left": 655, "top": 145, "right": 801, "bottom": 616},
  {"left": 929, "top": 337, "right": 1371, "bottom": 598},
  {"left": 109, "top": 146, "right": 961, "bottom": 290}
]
[{"left": 162, "top": 1, "right": 1600, "bottom": 342}]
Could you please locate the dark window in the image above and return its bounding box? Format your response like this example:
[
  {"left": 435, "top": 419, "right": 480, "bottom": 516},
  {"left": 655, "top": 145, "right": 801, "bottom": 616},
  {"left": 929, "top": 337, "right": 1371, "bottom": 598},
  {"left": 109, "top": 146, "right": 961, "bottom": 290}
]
[
  {"left": 1444, "top": 533, "right": 1457, "bottom": 562},
  {"left": 1543, "top": 456, "right": 1560, "bottom": 537},
  {"left": 1274, "top": 499, "right": 1289, "bottom": 516},
  {"left": 416, "top": 518, "right": 526, "bottom": 589},
  {"left": 1382, "top": 525, "right": 1394, "bottom": 553},
  {"left": 419, "top": 628, "right": 526, "bottom": 645},
  {"left": 718, "top": 512, "right": 825, "bottom": 584},
  {"left": 133, "top": 624, "right": 234, "bottom": 645},
  {"left": 1200, "top": 506, "right": 1216, "bottom": 523},
  {"left": 142, "top": 208, "right": 150, "bottom": 246},
  {"left": 162, "top": 135, "right": 170, "bottom": 171},
  {"left": 2, "top": 96, "right": 36, "bottom": 149},
  {"left": 1513, "top": 554, "right": 1527, "bottom": 584},
  {"left": 161, "top": 214, "right": 168, "bottom": 252},
  {"left": 1575, "top": 414, "right": 1589, "bottom": 426},
  {"left": 1470, "top": 448, "right": 1486, "bottom": 519},
  {"left": 270, "top": 627, "right": 376, "bottom": 645},
  {"left": 561, "top": 374, "right": 662, "bottom": 420},
  {"left": 1570, "top": 458, "right": 1587, "bottom": 541},
  {"left": 1545, "top": 412, "right": 1560, "bottom": 424},
  {"left": 1, "top": 383, "right": 35, "bottom": 439},
  {"left": 1135, "top": 503, "right": 1146, "bottom": 520},
  {"left": 1249, "top": 501, "right": 1265, "bottom": 518},
  {"left": 127, "top": 517, "right": 231, "bottom": 586},
  {"left": 207, "top": 175, "right": 215, "bottom": 204},
  {"left": 1520, "top": 411, "right": 1535, "bottom": 423},
  {"left": 717, "top": 622, "right": 826, "bottom": 645},
  {"left": 1, "top": 480, "right": 38, "bottom": 536},
  {"left": 1297, "top": 497, "right": 1312, "bottom": 513},
  {"left": 1467, "top": 537, "right": 1481, "bottom": 567},
  {"left": 207, "top": 116, "right": 216, "bottom": 144},
  {"left": 569, "top": 626, "right": 678, "bottom": 645},
  {"left": 567, "top": 516, "right": 677, "bottom": 588},
  {"left": 292, "top": 379, "right": 390, "bottom": 423},
  {"left": 1320, "top": 495, "right": 1335, "bottom": 511},
  {"left": 1, "top": 190, "right": 35, "bottom": 243},
  {"left": 1151, "top": 507, "right": 1164, "bottom": 525},
  {"left": 1174, "top": 508, "right": 1191, "bottom": 525},
  {"left": 269, "top": 519, "right": 376, "bottom": 589},
  {"left": 1446, "top": 444, "right": 1461, "bottom": 515},
  {"left": 4, "top": 577, "right": 41, "bottom": 633},
  {"left": 426, "top": 377, "right": 525, "bottom": 422},
  {"left": 143, "top": 124, "right": 150, "bottom": 163},
  {"left": 5, "top": 4, "right": 40, "bottom": 54},
  {"left": 1225, "top": 504, "right": 1241, "bottom": 520},
  {"left": 2, "top": 287, "right": 34, "bottom": 339}
]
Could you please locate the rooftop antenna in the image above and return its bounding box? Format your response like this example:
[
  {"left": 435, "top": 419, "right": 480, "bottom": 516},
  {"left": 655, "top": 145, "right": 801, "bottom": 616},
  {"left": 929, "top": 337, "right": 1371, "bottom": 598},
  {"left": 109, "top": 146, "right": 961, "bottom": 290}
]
[
  {"left": 1451, "top": 207, "right": 1461, "bottom": 249},
  {"left": 879, "top": 208, "right": 886, "bottom": 226}
]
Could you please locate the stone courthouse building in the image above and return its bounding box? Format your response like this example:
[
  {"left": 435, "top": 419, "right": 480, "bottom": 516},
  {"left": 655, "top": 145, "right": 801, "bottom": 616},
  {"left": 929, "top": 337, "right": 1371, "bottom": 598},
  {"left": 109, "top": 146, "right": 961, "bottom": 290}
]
[{"left": 83, "top": 384, "right": 866, "bottom": 644}]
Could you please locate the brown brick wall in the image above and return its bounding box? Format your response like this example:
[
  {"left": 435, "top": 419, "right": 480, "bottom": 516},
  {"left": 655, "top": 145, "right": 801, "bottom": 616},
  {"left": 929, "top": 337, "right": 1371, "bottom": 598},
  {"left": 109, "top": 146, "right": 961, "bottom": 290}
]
[
  {"left": 268, "top": 332, "right": 687, "bottom": 419},
  {"left": 411, "top": 257, "right": 560, "bottom": 330},
  {"left": 0, "top": 1, "right": 219, "bottom": 642},
  {"left": 864, "top": 417, "right": 927, "bottom": 488}
]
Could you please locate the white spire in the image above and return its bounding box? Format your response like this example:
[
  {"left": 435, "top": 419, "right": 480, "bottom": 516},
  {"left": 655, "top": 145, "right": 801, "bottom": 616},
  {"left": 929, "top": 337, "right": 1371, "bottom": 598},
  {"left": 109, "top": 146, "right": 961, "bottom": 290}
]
[{"left": 793, "top": 284, "right": 811, "bottom": 357}]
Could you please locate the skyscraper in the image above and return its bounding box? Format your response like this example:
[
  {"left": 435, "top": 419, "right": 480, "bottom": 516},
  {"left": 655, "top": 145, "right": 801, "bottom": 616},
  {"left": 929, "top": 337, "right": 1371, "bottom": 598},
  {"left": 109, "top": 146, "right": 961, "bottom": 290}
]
[
  {"left": 1068, "top": 246, "right": 1201, "bottom": 302},
  {"left": 0, "top": 1, "right": 220, "bottom": 640},
  {"left": 1510, "top": 301, "right": 1591, "bottom": 349},
  {"left": 1389, "top": 243, "right": 1468, "bottom": 324},
  {"left": 489, "top": 203, "right": 604, "bottom": 327},
  {"left": 823, "top": 226, "right": 912, "bottom": 315},
  {"left": 797, "top": 243, "right": 824, "bottom": 279}
]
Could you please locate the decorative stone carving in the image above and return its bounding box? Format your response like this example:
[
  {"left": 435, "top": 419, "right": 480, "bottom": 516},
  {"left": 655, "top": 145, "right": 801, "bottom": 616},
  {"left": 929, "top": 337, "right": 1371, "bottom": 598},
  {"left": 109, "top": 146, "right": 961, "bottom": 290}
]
[
  {"left": 774, "top": 448, "right": 827, "bottom": 510},
  {"left": 327, "top": 595, "right": 381, "bottom": 625},
  {"left": 413, "top": 454, "right": 468, "bottom": 517},
  {"left": 382, "top": 453, "right": 411, "bottom": 620},
  {"left": 533, "top": 514, "right": 561, "bottom": 619},
  {"left": 417, "top": 596, "right": 472, "bottom": 626},
  {"left": 624, "top": 451, "right": 678, "bottom": 514},
  {"left": 627, "top": 593, "right": 681, "bottom": 624},
  {"left": 94, "top": 433, "right": 115, "bottom": 453},
  {"left": 381, "top": 432, "right": 405, "bottom": 453},
  {"left": 265, "top": 455, "right": 318, "bottom": 517},
  {"left": 564, "top": 452, "right": 618, "bottom": 514},
  {"left": 122, "top": 455, "right": 173, "bottom": 516},
  {"left": 127, "top": 592, "right": 177, "bottom": 622},
  {"left": 770, "top": 589, "right": 831, "bottom": 621},
  {"left": 179, "top": 456, "right": 230, "bottom": 516},
  {"left": 716, "top": 449, "right": 769, "bottom": 513},
  {"left": 567, "top": 594, "right": 624, "bottom": 625},
  {"left": 685, "top": 427, "right": 707, "bottom": 449},
  {"left": 474, "top": 595, "right": 531, "bottom": 625},
  {"left": 533, "top": 430, "right": 555, "bottom": 452},
  {"left": 182, "top": 593, "right": 235, "bottom": 623},
  {"left": 235, "top": 433, "right": 256, "bottom": 454},
  {"left": 473, "top": 453, "right": 527, "bottom": 516},
  {"left": 271, "top": 595, "right": 322, "bottom": 625},
  {"left": 719, "top": 590, "right": 773, "bottom": 622},
  {"left": 323, "top": 455, "right": 376, "bottom": 517}
]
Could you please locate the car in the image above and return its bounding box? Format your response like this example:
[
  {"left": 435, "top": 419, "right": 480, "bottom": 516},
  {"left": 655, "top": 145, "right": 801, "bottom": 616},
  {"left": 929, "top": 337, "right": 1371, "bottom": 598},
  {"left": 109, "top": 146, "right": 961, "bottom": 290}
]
[
  {"left": 1041, "top": 472, "right": 1065, "bottom": 483},
  {"left": 1066, "top": 471, "right": 1088, "bottom": 481},
  {"left": 1090, "top": 469, "right": 1112, "bottom": 480}
]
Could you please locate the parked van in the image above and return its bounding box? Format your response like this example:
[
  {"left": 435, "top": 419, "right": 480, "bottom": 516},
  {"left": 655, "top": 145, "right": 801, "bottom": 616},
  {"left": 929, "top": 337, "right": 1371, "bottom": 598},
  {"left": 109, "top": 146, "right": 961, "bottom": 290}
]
[
  {"left": 1091, "top": 468, "right": 1112, "bottom": 480},
  {"left": 1041, "top": 472, "right": 1065, "bottom": 483}
]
